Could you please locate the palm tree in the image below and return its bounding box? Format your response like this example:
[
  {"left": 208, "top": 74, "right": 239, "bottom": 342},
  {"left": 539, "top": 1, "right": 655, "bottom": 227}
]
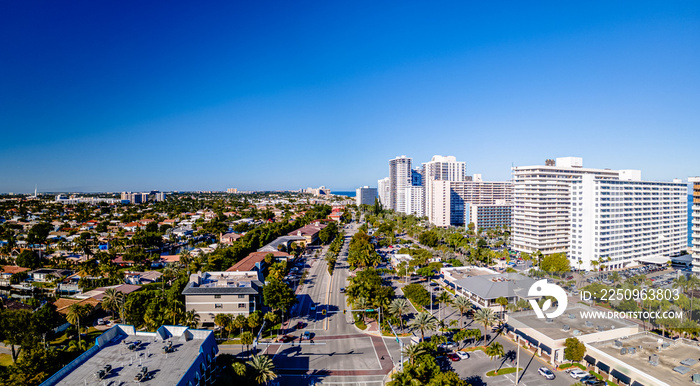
[
  {"left": 485, "top": 342, "right": 505, "bottom": 373},
  {"left": 402, "top": 344, "right": 427, "bottom": 365},
  {"left": 388, "top": 369, "right": 421, "bottom": 386},
  {"left": 247, "top": 355, "right": 278, "bottom": 385},
  {"left": 473, "top": 308, "right": 497, "bottom": 344},
  {"left": 355, "top": 297, "right": 370, "bottom": 324},
  {"left": 165, "top": 299, "right": 184, "bottom": 325},
  {"left": 467, "top": 328, "right": 482, "bottom": 346},
  {"left": 435, "top": 291, "right": 453, "bottom": 323},
  {"left": 409, "top": 312, "right": 438, "bottom": 342},
  {"left": 234, "top": 314, "right": 248, "bottom": 336},
  {"left": 495, "top": 297, "right": 508, "bottom": 320},
  {"left": 389, "top": 298, "right": 410, "bottom": 332},
  {"left": 215, "top": 313, "right": 231, "bottom": 338},
  {"left": 182, "top": 310, "right": 200, "bottom": 328},
  {"left": 453, "top": 296, "right": 471, "bottom": 329},
  {"left": 101, "top": 288, "right": 123, "bottom": 321},
  {"left": 240, "top": 331, "right": 255, "bottom": 359},
  {"left": 66, "top": 303, "right": 89, "bottom": 347},
  {"left": 232, "top": 362, "right": 247, "bottom": 377}
]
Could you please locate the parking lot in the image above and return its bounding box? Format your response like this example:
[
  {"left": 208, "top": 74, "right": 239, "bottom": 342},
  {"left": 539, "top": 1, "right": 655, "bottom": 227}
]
[{"left": 445, "top": 349, "right": 577, "bottom": 386}]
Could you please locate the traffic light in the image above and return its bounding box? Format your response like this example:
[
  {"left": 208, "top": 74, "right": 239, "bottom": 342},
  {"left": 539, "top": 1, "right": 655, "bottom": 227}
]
[
  {"left": 343, "top": 309, "right": 346, "bottom": 314},
  {"left": 322, "top": 309, "right": 327, "bottom": 316}
]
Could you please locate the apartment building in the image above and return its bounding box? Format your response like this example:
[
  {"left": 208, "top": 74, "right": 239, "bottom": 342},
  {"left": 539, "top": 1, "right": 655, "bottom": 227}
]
[
  {"left": 429, "top": 177, "right": 512, "bottom": 227},
  {"left": 570, "top": 174, "right": 686, "bottom": 271},
  {"left": 405, "top": 185, "right": 425, "bottom": 217},
  {"left": 377, "top": 177, "right": 390, "bottom": 208},
  {"left": 691, "top": 177, "right": 700, "bottom": 275},
  {"left": 182, "top": 271, "right": 262, "bottom": 327},
  {"left": 468, "top": 203, "right": 512, "bottom": 230},
  {"left": 389, "top": 156, "right": 412, "bottom": 213},
  {"left": 511, "top": 157, "right": 619, "bottom": 255},
  {"left": 422, "top": 155, "right": 465, "bottom": 221},
  {"left": 355, "top": 186, "right": 378, "bottom": 206}
]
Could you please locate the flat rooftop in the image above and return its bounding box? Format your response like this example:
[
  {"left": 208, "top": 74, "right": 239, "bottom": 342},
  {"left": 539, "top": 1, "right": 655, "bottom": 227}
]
[
  {"left": 507, "top": 304, "right": 638, "bottom": 340},
  {"left": 44, "top": 325, "right": 217, "bottom": 386},
  {"left": 442, "top": 266, "right": 497, "bottom": 281},
  {"left": 589, "top": 333, "right": 700, "bottom": 386}
]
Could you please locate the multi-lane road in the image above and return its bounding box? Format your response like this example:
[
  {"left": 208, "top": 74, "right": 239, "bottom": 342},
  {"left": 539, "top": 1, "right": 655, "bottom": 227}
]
[{"left": 266, "top": 221, "right": 403, "bottom": 385}]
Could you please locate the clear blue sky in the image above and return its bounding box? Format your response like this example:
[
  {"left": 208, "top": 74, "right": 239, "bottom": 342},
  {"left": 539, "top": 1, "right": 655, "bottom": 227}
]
[{"left": 1, "top": 1, "right": 699, "bottom": 193}]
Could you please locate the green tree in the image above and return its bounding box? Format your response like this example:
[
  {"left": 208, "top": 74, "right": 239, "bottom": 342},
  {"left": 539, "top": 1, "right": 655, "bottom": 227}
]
[
  {"left": 66, "top": 303, "right": 91, "bottom": 348},
  {"left": 388, "top": 298, "right": 410, "bottom": 332},
  {"left": 485, "top": 341, "right": 505, "bottom": 361},
  {"left": 409, "top": 312, "right": 438, "bottom": 342},
  {"left": 435, "top": 291, "right": 453, "bottom": 323},
  {"left": 564, "top": 337, "right": 586, "bottom": 363},
  {"left": 540, "top": 252, "right": 571, "bottom": 274},
  {"left": 453, "top": 296, "right": 472, "bottom": 329},
  {"left": 473, "top": 308, "right": 497, "bottom": 343},
  {"left": 234, "top": 314, "right": 248, "bottom": 336},
  {"left": 240, "top": 331, "right": 255, "bottom": 359},
  {"left": 0, "top": 309, "right": 36, "bottom": 362},
  {"left": 263, "top": 279, "right": 298, "bottom": 313},
  {"left": 15, "top": 250, "right": 42, "bottom": 269},
  {"left": 182, "top": 309, "right": 200, "bottom": 328},
  {"left": 418, "top": 230, "right": 439, "bottom": 248},
  {"left": 247, "top": 355, "right": 278, "bottom": 385},
  {"left": 495, "top": 296, "right": 508, "bottom": 319}
]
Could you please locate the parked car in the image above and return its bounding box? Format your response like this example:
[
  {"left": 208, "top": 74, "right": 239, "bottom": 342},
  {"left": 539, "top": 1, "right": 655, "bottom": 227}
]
[
  {"left": 538, "top": 367, "right": 555, "bottom": 380},
  {"left": 569, "top": 369, "right": 588, "bottom": 379},
  {"left": 456, "top": 351, "right": 470, "bottom": 359},
  {"left": 584, "top": 380, "right": 605, "bottom": 386},
  {"left": 447, "top": 353, "right": 460, "bottom": 361},
  {"left": 302, "top": 331, "right": 312, "bottom": 340},
  {"left": 296, "top": 321, "right": 304, "bottom": 329},
  {"left": 278, "top": 335, "right": 295, "bottom": 343}
]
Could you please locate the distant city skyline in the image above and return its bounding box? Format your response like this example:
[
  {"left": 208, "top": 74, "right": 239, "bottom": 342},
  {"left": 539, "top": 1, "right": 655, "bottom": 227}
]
[{"left": 1, "top": 2, "right": 699, "bottom": 193}]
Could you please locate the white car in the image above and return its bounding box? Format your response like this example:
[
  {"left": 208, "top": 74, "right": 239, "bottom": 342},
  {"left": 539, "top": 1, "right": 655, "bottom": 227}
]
[
  {"left": 569, "top": 369, "right": 588, "bottom": 379},
  {"left": 538, "top": 367, "right": 555, "bottom": 380},
  {"left": 456, "top": 351, "right": 470, "bottom": 359}
]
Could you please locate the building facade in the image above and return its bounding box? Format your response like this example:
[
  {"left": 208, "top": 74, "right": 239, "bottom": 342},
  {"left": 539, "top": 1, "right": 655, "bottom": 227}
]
[
  {"left": 511, "top": 157, "right": 620, "bottom": 255},
  {"left": 569, "top": 174, "right": 686, "bottom": 271},
  {"left": 182, "top": 271, "right": 262, "bottom": 327},
  {"left": 389, "top": 156, "right": 412, "bottom": 213},
  {"left": 691, "top": 177, "right": 700, "bottom": 275},
  {"left": 422, "top": 155, "right": 466, "bottom": 222},
  {"left": 405, "top": 185, "right": 425, "bottom": 217},
  {"left": 429, "top": 178, "right": 512, "bottom": 227},
  {"left": 377, "top": 177, "right": 390, "bottom": 208},
  {"left": 355, "top": 186, "right": 378, "bottom": 206},
  {"left": 468, "top": 203, "right": 512, "bottom": 230}
]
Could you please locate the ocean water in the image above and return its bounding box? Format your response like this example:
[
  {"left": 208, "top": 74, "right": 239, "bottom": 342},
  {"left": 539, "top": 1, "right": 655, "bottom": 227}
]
[{"left": 332, "top": 191, "right": 356, "bottom": 197}]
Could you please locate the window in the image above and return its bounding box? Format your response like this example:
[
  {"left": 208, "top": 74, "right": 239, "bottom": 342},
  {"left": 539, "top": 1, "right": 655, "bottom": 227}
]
[
  {"left": 238, "top": 303, "right": 246, "bottom": 308},
  {"left": 214, "top": 295, "right": 221, "bottom": 299},
  {"left": 238, "top": 295, "right": 246, "bottom": 299},
  {"left": 215, "top": 304, "right": 223, "bottom": 309}
]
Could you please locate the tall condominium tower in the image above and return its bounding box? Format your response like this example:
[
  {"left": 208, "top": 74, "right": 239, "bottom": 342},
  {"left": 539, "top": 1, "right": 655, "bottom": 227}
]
[
  {"left": 429, "top": 177, "right": 512, "bottom": 227},
  {"left": 511, "top": 157, "right": 619, "bottom": 255},
  {"left": 356, "top": 186, "right": 378, "bottom": 206},
  {"left": 422, "top": 155, "right": 466, "bottom": 221},
  {"left": 389, "top": 156, "right": 412, "bottom": 213},
  {"left": 377, "top": 177, "right": 390, "bottom": 208}
]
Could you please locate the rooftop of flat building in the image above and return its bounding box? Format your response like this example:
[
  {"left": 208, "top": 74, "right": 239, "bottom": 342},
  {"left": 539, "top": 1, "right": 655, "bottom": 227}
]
[
  {"left": 45, "top": 325, "right": 217, "bottom": 386},
  {"left": 182, "top": 271, "right": 262, "bottom": 295},
  {"left": 588, "top": 333, "right": 700, "bottom": 386},
  {"left": 507, "top": 304, "right": 638, "bottom": 341}
]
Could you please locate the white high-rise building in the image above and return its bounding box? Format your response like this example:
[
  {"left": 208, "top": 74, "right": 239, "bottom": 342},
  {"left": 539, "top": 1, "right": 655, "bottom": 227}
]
[
  {"left": 570, "top": 174, "right": 686, "bottom": 271},
  {"left": 377, "top": 177, "right": 390, "bottom": 208},
  {"left": 511, "top": 157, "right": 619, "bottom": 255},
  {"left": 689, "top": 177, "right": 700, "bottom": 275},
  {"left": 355, "top": 186, "right": 378, "bottom": 206},
  {"left": 423, "top": 155, "right": 466, "bottom": 221},
  {"left": 389, "top": 156, "right": 412, "bottom": 213},
  {"left": 405, "top": 185, "right": 424, "bottom": 217}
]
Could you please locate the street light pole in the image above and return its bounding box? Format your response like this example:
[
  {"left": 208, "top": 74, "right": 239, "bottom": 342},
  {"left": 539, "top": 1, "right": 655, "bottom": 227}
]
[{"left": 515, "top": 337, "right": 520, "bottom": 385}]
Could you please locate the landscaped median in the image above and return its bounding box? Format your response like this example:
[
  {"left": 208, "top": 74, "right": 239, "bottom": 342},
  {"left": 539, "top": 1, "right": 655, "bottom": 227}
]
[{"left": 486, "top": 367, "right": 522, "bottom": 376}]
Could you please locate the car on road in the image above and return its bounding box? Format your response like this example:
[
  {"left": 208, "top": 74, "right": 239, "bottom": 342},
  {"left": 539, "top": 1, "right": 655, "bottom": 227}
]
[
  {"left": 302, "top": 331, "right": 312, "bottom": 340},
  {"left": 569, "top": 369, "right": 588, "bottom": 379},
  {"left": 447, "top": 353, "right": 460, "bottom": 361},
  {"left": 296, "top": 321, "right": 304, "bottom": 329},
  {"left": 277, "top": 335, "right": 295, "bottom": 343},
  {"left": 538, "top": 367, "right": 555, "bottom": 380},
  {"left": 339, "top": 287, "right": 345, "bottom": 293},
  {"left": 455, "top": 351, "right": 469, "bottom": 359},
  {"left": 437, "top": 342, "right": 457, "bottom": 350}
]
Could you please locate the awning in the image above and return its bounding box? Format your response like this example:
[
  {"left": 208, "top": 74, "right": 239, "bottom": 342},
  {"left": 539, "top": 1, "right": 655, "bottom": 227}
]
[
  {"left": 611, "top": 369, "right": 631, "bottom": 385},
  {"left": 584, "top": 355, "right": 597, "bottom": 365},
  {"left": 597, "top": 361, "right": 610, "bottom": 373}
]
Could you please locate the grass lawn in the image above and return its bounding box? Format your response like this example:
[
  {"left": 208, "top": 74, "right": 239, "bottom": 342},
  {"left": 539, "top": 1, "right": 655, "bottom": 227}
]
[
  {"left": 559, "top": 362, "right": 586, "bottom": 370},
  {"left": 50, "top": 327, "right": 101, "bottom": 347},
  {"left": 0, "top": 354, "right": 13, "bottom": 367},
  {"left": 486, "top": 367, "right": 522, "bottom": 376}
]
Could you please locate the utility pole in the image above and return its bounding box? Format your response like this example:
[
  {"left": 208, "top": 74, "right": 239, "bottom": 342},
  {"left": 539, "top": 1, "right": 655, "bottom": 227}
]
[{"left": 515, "top": 338, "right": 520, "bottom": 385}]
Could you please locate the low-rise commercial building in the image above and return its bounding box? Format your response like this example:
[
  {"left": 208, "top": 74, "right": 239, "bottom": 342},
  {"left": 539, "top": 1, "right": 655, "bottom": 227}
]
[{"left": 40, "top": 325, "right": 218, "bottom": 386}]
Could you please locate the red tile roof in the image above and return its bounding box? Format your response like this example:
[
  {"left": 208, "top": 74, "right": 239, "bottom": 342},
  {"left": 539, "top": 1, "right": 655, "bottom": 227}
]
[{"left": 226, "top": 251, "right": 290, "bottom": 272}]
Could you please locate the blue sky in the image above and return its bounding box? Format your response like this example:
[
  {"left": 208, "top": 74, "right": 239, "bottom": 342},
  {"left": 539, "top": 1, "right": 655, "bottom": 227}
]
[{"left": 1, "top": 1, "right": 699, "bottom": 193}]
